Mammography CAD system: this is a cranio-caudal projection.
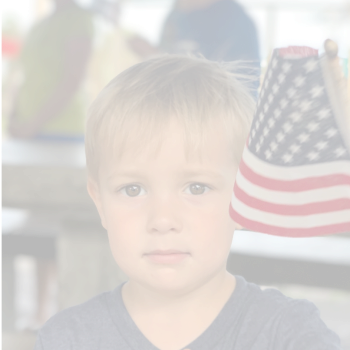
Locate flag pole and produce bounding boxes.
[347,49,350,100]
[321,39,350,153]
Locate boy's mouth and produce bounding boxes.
[144,249,190,264]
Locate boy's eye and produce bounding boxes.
[121,184,145,197]
[187,183,209,195]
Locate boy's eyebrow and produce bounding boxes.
[106,169,226,181]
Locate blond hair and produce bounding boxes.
[85,55,256,179]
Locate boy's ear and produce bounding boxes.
[87,178,107,229]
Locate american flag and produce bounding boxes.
[230,46,350,237]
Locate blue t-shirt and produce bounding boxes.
[160,0,260,63]
[34,276,341,350]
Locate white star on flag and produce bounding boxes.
[274,109,282,118]
[334,147,347,157]
[278,74,286,84]
[306,151,320,161]
[310,85,324,98]
[289,144,301,153]
[276,132,285,142]
[300,100,313,112]
[317,108,331,119]
[272,84,279,94]
[263,127,269,136]
[282,62,292,73]
[297,133,310,143]
[259,112,264,121]
[304,59,318,73]
[315,141,328,151]
[270,141,278,151]
[325,128,337,138]
[306,121,320,132]
[294,75,306,87]
[280,98,288,109]
[282,153,293,163]
[265,150,272,159]
[282,122,293,133]
[286,88,297,99]
[267,118,275,128]
[289,112,302,123]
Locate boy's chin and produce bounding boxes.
[137,273,203,296]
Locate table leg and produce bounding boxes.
[1,255,15,332]
[57,220,127,310]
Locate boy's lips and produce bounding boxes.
[144,249,190,264]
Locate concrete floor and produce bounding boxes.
[1,257,350,350]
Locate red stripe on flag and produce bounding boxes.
[234,183,350,215]
[279,46,318,58]
[240,160,350,192]
[229,206,350,237]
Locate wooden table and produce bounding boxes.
[1,140,126,329]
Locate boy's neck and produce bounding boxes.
[122,271,235,308]
[121,271,236,350]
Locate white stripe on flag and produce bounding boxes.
[235,170,350,205]
[243,147,350,180]
[232,196,350,228]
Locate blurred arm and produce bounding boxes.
[9,35,92,138]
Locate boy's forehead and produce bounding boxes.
[99,121,237,178]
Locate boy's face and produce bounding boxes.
[88,121,237,294]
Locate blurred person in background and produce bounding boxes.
[129,0,260,92]
[8,0,94,140]
[4,0,93,328]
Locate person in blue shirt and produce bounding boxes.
[129,0,260,94]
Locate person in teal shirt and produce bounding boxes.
[9,0,94,140]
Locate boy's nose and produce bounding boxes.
[146,197,183,234]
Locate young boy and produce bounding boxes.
[34,56,341,350]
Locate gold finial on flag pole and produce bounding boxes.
[324,39,338,59]
[324,39,344,86]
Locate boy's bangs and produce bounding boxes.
[96,97,237,171]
